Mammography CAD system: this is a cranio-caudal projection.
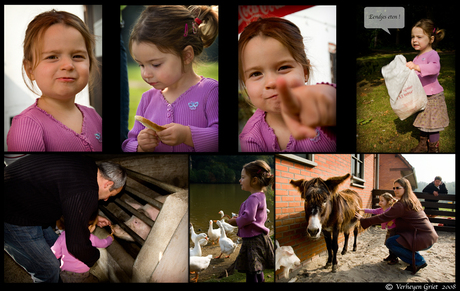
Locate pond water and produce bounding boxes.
[189,183,274,241]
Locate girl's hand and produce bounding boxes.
[355,212,363,220]
[406,61,420,72]
[227,217,237,226]
[157,123,193,147]
[97,216,111,228]
[277,77,336,140]
[137,128,160,152]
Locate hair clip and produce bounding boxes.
[184,23,188,37]
[188,5,201,34]
[433,27,436,33]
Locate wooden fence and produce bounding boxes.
[372,189,455,232]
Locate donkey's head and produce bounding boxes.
[290,173,350,238]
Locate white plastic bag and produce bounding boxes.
[381,55,427,120]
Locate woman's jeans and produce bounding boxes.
[4,222,60,283]
[385,235,431,266]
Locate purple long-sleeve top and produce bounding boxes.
[412,50,443,95]
[122,77,218,152]
[363,207,396,229]
[6,99,102,152]
[239,109,336,152]
[235,191,270,238]
[51,231,113,273]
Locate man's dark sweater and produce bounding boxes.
[4,154,100,268]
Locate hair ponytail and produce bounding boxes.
[194,5,219,48]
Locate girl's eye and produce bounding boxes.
[279,65,291,71]
[45,55,57,60]
[249,72,261,78]
[152,64,161,68]
[73,55,85,59]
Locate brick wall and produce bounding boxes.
[378,154,411,191]
[275,154,375,278]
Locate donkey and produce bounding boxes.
[290,173,362,273]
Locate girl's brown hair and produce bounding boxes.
[243,160,274,191]
[380,192,398,207]
[413,19,445,49]
[238,17,312,99]
[22,9,99,95]
[129,5,218,71]
[394,177,423,212]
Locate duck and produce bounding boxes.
[215,220,237,259]
[208,220,220,244]
[190,254,212,282]
[190,223,208,247]
[190,233,208,257]
[217,210,238,234]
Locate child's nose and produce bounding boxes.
[60,57,75,70]
[265,73,276,89]
[142,66,154,79]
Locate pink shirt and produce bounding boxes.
[412,50,444,95]
[51,231,113,273]
[364,207,396,229]
[122,77,218,152]
[7,99,102,152]
[239,108,336,152]
[236,192,270,238]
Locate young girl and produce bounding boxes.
[122,5,219,152]
[7,10,102,152]
[227,160,275,283]
[407,19,448,153]
[359,193,398,264]
[51,213,113,283]
[238,17,336,152]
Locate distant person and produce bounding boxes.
[423,176,448,217]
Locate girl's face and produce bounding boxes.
[28,23,90,100]
[378,196,389,209]
[242,36,307,114]
[132,41,184,91]
[393,182,405,199]
[239,168,258,193]
[411,27,434,54]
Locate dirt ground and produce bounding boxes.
[277,226,456,283]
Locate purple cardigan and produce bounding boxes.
[239,108,336,152]
[7,99,102,152]
[236,191,269,238]
[412,50,443,95]
[122,77,218,152]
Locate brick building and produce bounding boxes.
[275,154,377,279]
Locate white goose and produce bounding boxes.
[215,220,237,259]
[208,220,221,244]
[190,254,212,283]
[217,210,238,234]
[190,223,208,247]
[190,233,207,257]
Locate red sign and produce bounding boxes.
[238,5,314,34]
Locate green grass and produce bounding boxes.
[356,52,456,152]
[127,62,218,130]
[205,269,275,283]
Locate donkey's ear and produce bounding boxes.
[325,173,351,193]
[290,179,304,190]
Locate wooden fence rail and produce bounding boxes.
[372,189,455,232]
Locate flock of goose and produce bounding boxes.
[189,210,239,282]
